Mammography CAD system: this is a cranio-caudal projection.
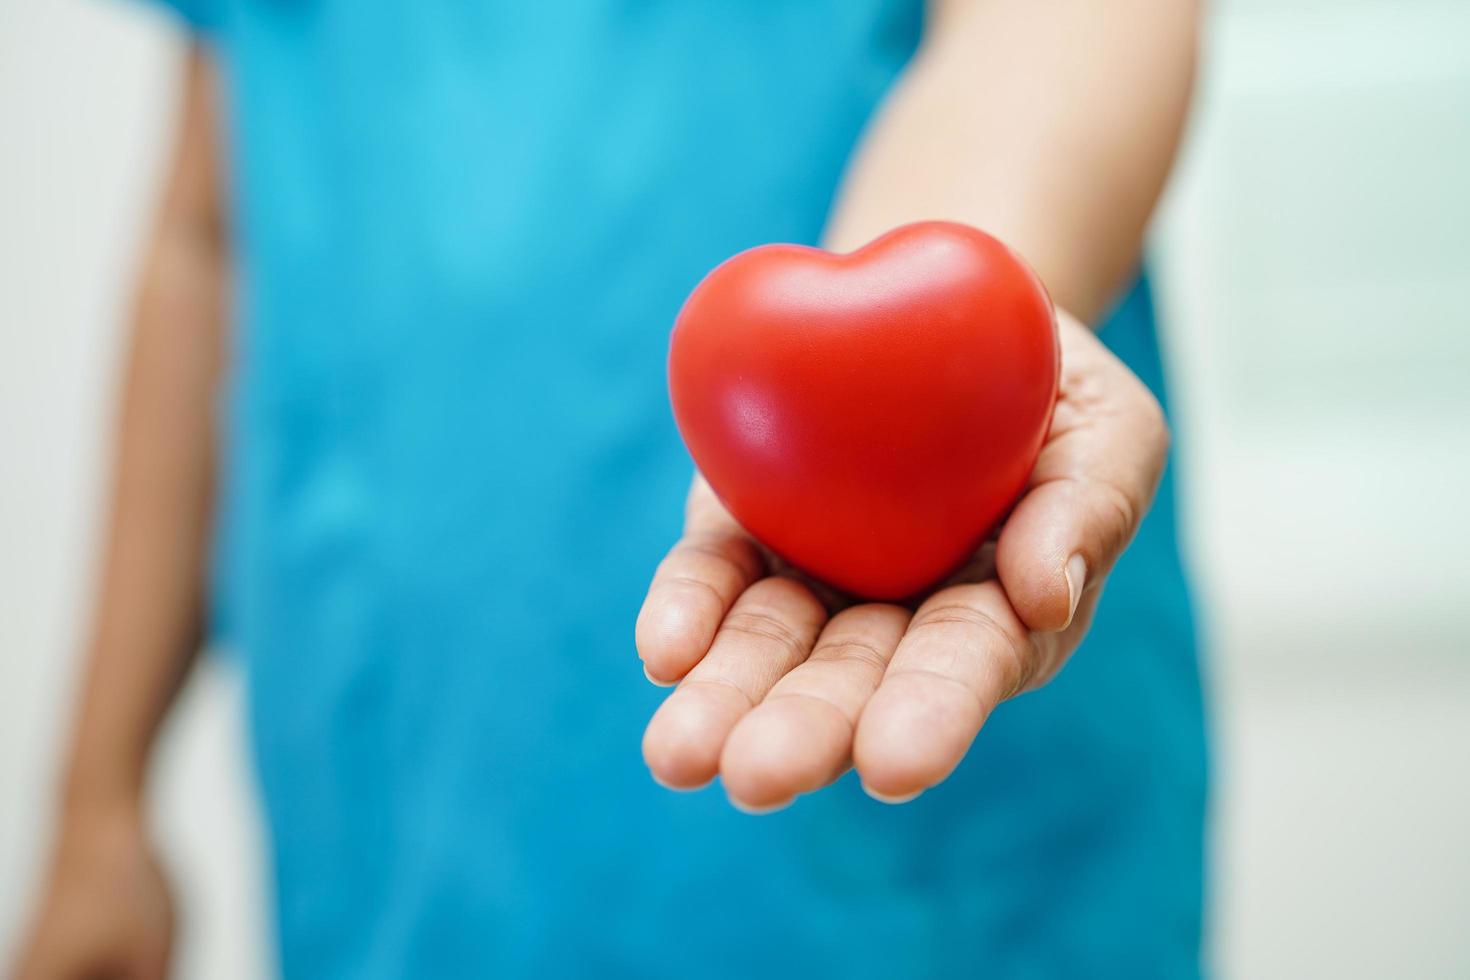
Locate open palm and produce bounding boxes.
[636,311,1168,810]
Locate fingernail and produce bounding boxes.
[862,784,922,805]
[643,664,675,688]
[1064,554,1088,628]
[728,796,792,816]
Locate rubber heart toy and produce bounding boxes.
[668,220,1059,601]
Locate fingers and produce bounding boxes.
[636,484,764,684]
[853,582,1032,802]
[720,604,909,811]
[996,316,1169,632]
[642,577,826,790]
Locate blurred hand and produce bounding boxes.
[13,806,174,980]
[636,310,1168,810]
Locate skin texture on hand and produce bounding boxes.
[12,808,175,980]
[636,310,1168,811]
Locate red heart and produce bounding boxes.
[669,221,1059,601]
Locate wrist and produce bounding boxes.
[54,800,148,862]
[59,761,146,832]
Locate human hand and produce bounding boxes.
[636,310,1168,810]
[13,805,175,980]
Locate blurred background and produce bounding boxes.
[1,0,1466,976]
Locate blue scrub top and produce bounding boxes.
[158,1,1207,976]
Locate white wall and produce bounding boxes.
[1,1,1466,977]
[1153,2,1470,975]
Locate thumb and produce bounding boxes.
[996,318,1169,633]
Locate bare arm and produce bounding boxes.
[17,47,226,980]
[826,0,1199,323]
[63,45,227,823]
[638,3,1194,809]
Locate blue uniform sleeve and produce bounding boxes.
[139,0,222,33]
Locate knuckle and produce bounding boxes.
[719,610,805,656]
[909,601,1006,638]
[767,688,859,731]
[908,602,1031,701]
[660,573,726,607]
[680,676,757,710]
[883,665,990,722]
[668,534,760,585]
[816,636,890,674]
[1092,478,1140,547]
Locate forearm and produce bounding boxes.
[60,50,227,819]
[825,0,1199,323]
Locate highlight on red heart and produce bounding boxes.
[668,221,1060,600]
